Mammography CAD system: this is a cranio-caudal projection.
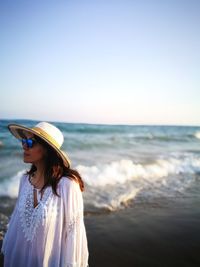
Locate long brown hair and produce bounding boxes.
[27,135,84,196]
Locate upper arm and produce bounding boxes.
[60,177,84,220]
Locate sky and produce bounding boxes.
[0,0,200,125]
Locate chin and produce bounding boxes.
[23,158,31,163]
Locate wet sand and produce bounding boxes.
[1,197,200,267]
[86,199,200,267]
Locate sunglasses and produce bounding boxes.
[21,138,37,148]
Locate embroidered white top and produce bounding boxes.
[1,174,89,267]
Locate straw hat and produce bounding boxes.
[8,122,71,168]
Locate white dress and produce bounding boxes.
[1,174,89,267]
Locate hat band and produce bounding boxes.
[32,127,61,149]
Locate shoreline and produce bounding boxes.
[1,197,200,267]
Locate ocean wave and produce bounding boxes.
[133,134,197,142]
[77,157,200,187]
[91,187,142,211]
[194,131,200,140]
[77,156,200,211]
[1,156,199,212]
[0,170,25,198]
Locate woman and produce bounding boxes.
[1,122,89,267]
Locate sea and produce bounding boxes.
[0,119,200,214]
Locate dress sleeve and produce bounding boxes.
[61,178,89,267]
[18,174,27,195]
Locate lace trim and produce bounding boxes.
[67,209,83,236]
[18,178,52,242]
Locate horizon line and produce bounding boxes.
[1,117,200,127]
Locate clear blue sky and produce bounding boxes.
[1,0,200,125]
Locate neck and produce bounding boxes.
[34,160,45,175]
[32,162,45,187]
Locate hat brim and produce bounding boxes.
[8,124,71,168]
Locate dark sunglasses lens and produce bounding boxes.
[21,138,35,148]
[27,139,34,148]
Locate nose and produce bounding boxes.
[22,142,29,150]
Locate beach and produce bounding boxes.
[1,121,200,266]
[1,195,200,267]
[86,197,200,267]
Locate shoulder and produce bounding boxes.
[58,176,80,193]
[19,173,29,186]
[17,174,29,195]
[58,177,83,209]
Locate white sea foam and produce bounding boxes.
[1,156,199,211]
[0,170,25,197]
[78,156,200,211]
[194,131,200,139]
[92,187,142,211]
[77,156,200,187]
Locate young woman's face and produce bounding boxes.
[22,133,47,165]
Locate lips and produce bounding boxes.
[24,153,30,157]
